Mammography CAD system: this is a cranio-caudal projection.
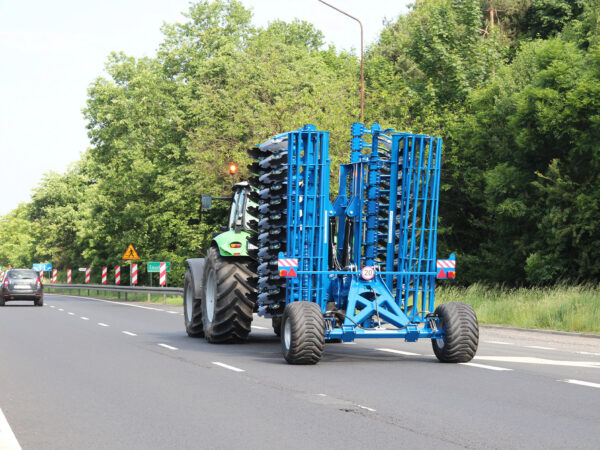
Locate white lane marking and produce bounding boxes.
[80,317,89,321]
[49,305,55,308]
[46,293,179,314]
[67,312,75,316]
[357,404,377,412]
[577,351,600,357]
[97,322,109,327]
[560,379,600,389]
[58,308,64,311]
[212,362,245,372]
[317,393,327,397]
[158,343,178,350]
[166,311,179,315]
[122,331,137,336]
[460,362,513,371]
[376,348,421,356]
[525,345,555,350]
[475,356,600,368]
[0,407,22,450]
[251,325,268,330]
[342,342,356,345]
[483,340,513,345]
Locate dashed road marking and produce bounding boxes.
[483,340,513,345]
[122,331,137,336]
[475,356,600,368]
[577,351,600,357]
[158,343,178,350]
[357,404,376,412]
[49,305,55,308]
[560,379,600,389]
[212,362,245,372]
[80,317,89,321]
[97,322,109,327]
[58,308,64,311]
[0,407,21,450]
[376,348,421,356]
[525,345,555,350]
[251,325,268,330]
[166,311,179,315]
[342,342,356,345]
[67,312,75,316]
[460,362,513,371]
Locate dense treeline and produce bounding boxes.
[1,0,598,285]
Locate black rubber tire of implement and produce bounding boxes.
[432,302,479,363]
[184,268,204,337]
[281,302,325,365]
[272,316,282,337]
[34,295,43,306]
[201,246,255,343]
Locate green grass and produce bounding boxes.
[437,283,600,334]
[46,287,183,306]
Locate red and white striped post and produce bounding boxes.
[115,265,120,285]
[102,266,107,284]
[52,269,57,283]
[67,269,72,284]
[131,263,138,285]
[85,267,90,284]
[159,262,167,286]
[39,271,44,283]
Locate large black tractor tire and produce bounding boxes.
[432,302,479,363]
[281,302,325,365]
[201,246,255,343]
[184,268,204,337]
[272,316,282,336]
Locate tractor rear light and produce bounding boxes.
[230,242,242,248]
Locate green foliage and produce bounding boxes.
[1,0,599,291]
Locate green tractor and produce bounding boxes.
[183,182,260,342]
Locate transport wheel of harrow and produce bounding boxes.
[184,268,204,337]
[281,302,325,365]
[432,302,479,363]
[201,246,255,343]
[272,316,282,336]
[35,295,43,306]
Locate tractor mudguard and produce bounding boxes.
[213,230,252,257]
[185,258,205,299]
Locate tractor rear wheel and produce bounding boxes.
[281,302,325,365]
[432,302,479,363]
[184,268,204,337]
[201,246,255,343]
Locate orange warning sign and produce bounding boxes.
[122,244,140,260]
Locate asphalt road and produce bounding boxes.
[1,293,599,449]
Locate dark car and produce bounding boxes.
[0,269,44,306]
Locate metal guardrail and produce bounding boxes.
[45,283,183,304]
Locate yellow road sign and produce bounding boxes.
[122,244,140,260]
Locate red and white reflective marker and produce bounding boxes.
[102,266,107,284]
[361,266,375,281]
[131,263,138,285]
[85,268,90,284]
[67,269,72,284]
[39,271,44,283]
[159,262,167,286]
[115,266,120,285]
[52,269,57,283]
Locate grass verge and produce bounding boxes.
[437,283,600,334]
[46,287,183,306]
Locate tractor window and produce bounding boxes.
[228,191,241,229]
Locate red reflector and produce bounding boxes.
[230,242,242,248]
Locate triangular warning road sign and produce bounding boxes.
[122,244,140,260]
[437,269,447,279]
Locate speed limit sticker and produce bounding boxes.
[361,266,375,280]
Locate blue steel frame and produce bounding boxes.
[278,123,445,343]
